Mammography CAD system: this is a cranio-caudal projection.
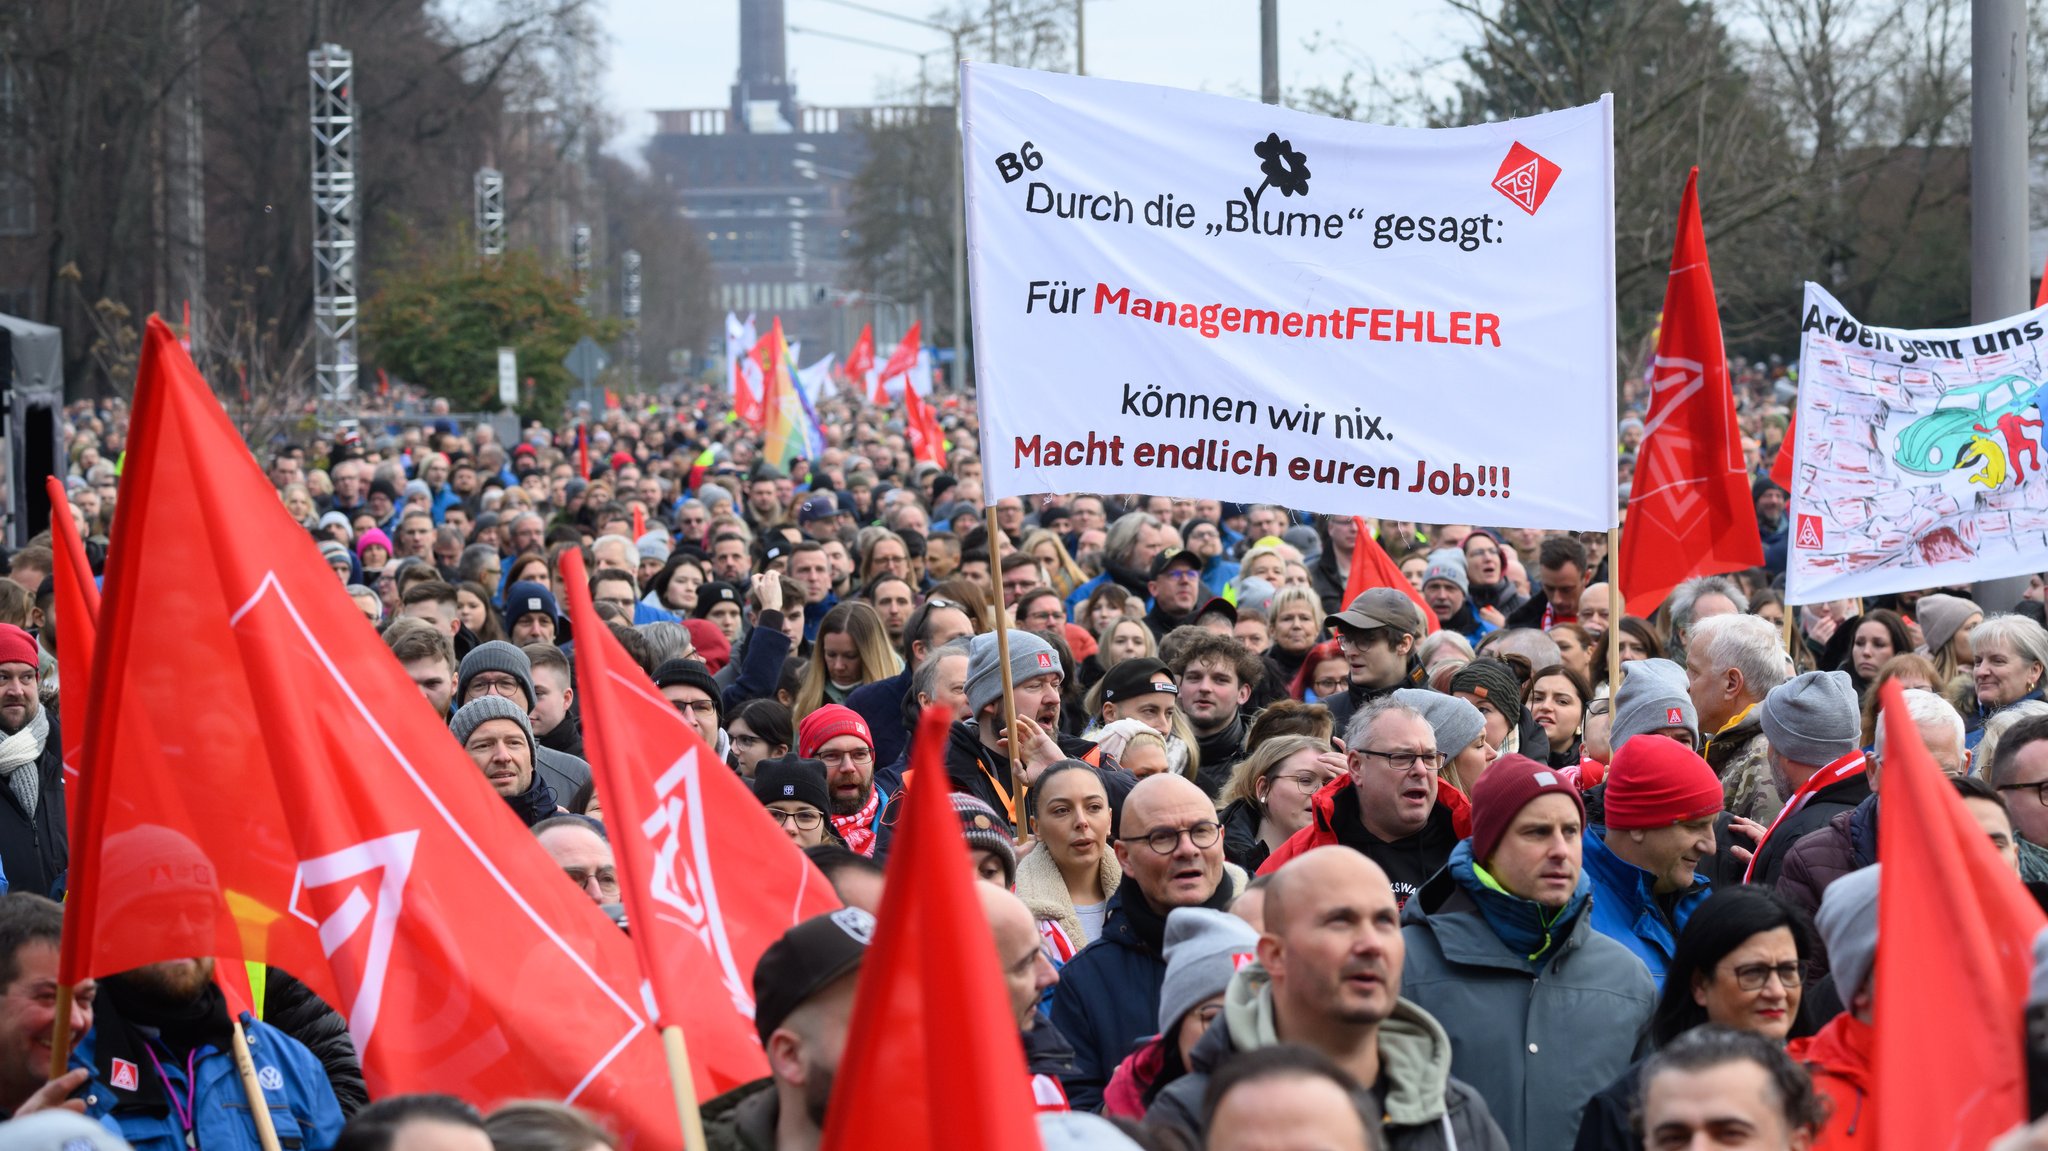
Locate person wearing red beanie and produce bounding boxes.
[799,704,885,856]
[1582,735,1724,988]
[1400,754,1656,1151]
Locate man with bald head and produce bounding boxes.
[977,884,1073,1112]
[1051,773,1247,1112]
[1147,847,1507,1150]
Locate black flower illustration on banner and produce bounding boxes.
[1244,132,1311,211]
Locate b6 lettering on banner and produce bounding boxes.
[995,140,1044,184]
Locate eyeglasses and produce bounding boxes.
[1998,780,2048,807]
[1312,676,1348,695]
[1272,771,1327,793]
[1586,699,1611,716]
[1119,821,1222,855]
[671,698,719,717]
[1336,629,1382,652]
[818,748,873,768]
[563,866,619,893]
[1728,962,1803,991]
[769,808,824,830]
[1156,569,1200,583]
[596,597,638,613]
[1355,748,1442,772]
[468,674,525,699]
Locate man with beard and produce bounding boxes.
[1146,848,1507,1151]
[797,706,886,857]
[703,908,873,1151]
[0,625,63,899]
[1061,513,1170,617]
[78,957,344,1151]
[450,696,560,828]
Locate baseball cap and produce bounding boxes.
[1148,549,1203,579]
[1100,657,1178,703]
[1326,587,1425,636]
[752,907,876,1043]
[798,493,838,523]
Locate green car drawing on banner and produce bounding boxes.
[1892,374,2040,476]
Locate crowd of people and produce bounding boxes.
[5,369,2048,1151]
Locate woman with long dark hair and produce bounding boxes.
[1572,886,1814,1151]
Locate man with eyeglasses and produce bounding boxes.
[1582,734,1722,988]
[843,596,976,769]
[1321,589,1428,732]
[1460,530,1527,622]
[1050,773,1246,1113]
[453,640,592,811]
[1256,698,1462,909]
[534,816,618,906]
[1143,551,1205,641]
[798,706,886,857]
[1989,714,2048,880]
[1397,757,1654,1151]
[1012,587,1067,638]
[1146,847,1509,1150]
[653,658,730,762]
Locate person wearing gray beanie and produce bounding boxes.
[1391,689,1489,790]
[1816,864,1879,997]
[450,695,557,826]
[966,629,1061,717]
[1914,593,1982,668]
[1157,907,1259,1039]
[1611,658,1699,753]
[1748,670,1873,885]
[457,640,536,710]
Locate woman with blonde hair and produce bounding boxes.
[1218,733,1344,871]
[1235,543,1289,591]
[1264,585,1324,687]
[1856,653,1939,748]
[792,599,903,718]
[1081,616,1158,693]
[1023,528,1089,597]
[1915,593,1983,710]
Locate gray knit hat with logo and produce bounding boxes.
[967,629,1061,715]
[1611,658,1698,752]
[1157,907,1259,1034]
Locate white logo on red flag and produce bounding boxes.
[288,829,420,1054]
[640,746,755,1020]
[1796,514,1824,550]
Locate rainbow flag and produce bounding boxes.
[763,317,824,470]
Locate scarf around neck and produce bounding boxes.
[0,707,49,816]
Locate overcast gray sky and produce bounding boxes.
[599,0,1470,155]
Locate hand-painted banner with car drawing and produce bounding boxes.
[1786,283,2048,603]
[961,63,1619,530]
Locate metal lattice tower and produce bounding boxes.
[474,168,506,259]
[620,249,641,387]
[309,44,358,404]
[571,223,593,309]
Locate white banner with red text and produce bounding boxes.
[1786,282,2048,603]
[963,63,1618,530]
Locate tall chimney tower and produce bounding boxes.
[731,0,796,131]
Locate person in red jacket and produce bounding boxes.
[1789,863,1878,1151]
[1257,696,1472,907]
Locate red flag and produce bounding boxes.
[63,317,678,1139]
[1341,517,1438,635]
[874,321,921,403]
[45,478,96,788]
[2037,252,2048,309]
[843,324,875,383]
[904,384,945,468]
[819,707,1040,1151]
[1871,678,2044,1151]
[577,423,591,480]
[559,549,839,1099]
[1617,169,1762,616]
[1769,412,1796,492]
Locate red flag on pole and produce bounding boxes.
[1617,169,1762,616]
[577,423,591,480]
[819,707,1042,1151]
[45,478,95,788]
[904,384,945,468]
[843,324,875,383]
[62,317,678,1137]
[1868,678,2044,1151]
[1340,517,1438,635]
[560,548,839,1100]
[874,321,921,403]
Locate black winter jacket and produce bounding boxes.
[0,711,66,900]
[263,968,367,1118]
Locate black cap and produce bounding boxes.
[798,493,837,522]
[1194,596,1238,623]
[652,659,722,726]
[1100,657,1179,703]
[752,908,875,1043]
[1148,549,1203,579]
[690,581,742,619]
[752,754,831,814]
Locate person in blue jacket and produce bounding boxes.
[1581,735,1721,989]
[77,958,344,1151]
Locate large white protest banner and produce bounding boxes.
[1787,283,2048,603]
[962,63,1618,529]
